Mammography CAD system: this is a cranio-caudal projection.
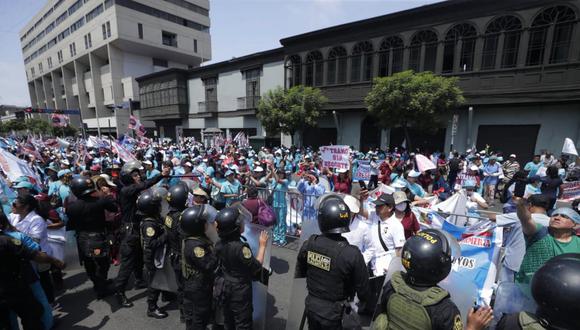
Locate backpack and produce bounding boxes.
[257,199,276,227]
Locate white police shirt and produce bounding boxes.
[362,211,405,276]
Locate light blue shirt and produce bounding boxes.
[297,179,326,219]
[524,162,542,178]
[221,179,242,206]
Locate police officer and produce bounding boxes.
[373,229,493,330]
[496,253,580,330]
[215,207,270,330]
[180,205,218,329]
[165,182,189,321]
[295,197,370,330]
[114,160,169,308]
[0,218,64,330]
[137,190,169,319]
[66,176,117,298]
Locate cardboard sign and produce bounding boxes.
[321,145,350,170]
[353,160,371,181]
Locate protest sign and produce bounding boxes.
[111,141,137,162]
[0,148,40,183]
[559,181,580,202]
[353,160,370,181]
[320,145,350,170]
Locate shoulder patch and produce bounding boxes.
[146,227,155,237]
[11,238,22,246]
[307,251,331,271]
[194,246,205,258]
[453,314,462,330]
[242,246,252,259]
[164,216,173,228]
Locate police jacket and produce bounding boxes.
[182,236,218,287]
[295,234,370,316]
[119,174,163,225]
[0,233,39,295]
[496,312,547,330]
[141,216,167,268]
[66,196,117,232]
[164,208,183,256]
[216,236,263,283]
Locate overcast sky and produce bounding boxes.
[0,0,441,107]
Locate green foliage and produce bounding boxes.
[365,70,465,131]
[0,118,77,137]
[257,86,327,141]
[26,118,52,134]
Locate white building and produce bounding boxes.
[20,0,211,136]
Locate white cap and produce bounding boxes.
[254,166,264,172]
[337,168,348,174]
[509,154,516,158]
[408,169,421,178]
[470,165,479,171]
[143,160,153,166]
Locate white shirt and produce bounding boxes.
[362,212,406,275]
[466,192,486,211]
[9,211,51,255]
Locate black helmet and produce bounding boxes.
[317,197,351,234]
[167,182,189,211]
[136,190,162,216]
[70,176,95,198]
[216,207,242,238]
[401,229,451,286]
[532,253,580,328]
[180,205,208,236]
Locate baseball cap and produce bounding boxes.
[372,193,395,207]
[57,169,72,178]
[254,166,264,173]
[552,207,580,224]
[13,176,30,184]
[408,170,421,178]
[509,154,516,158]
[225,170,234,176]
[470,165,479,171]
[393,191,409,205]
[99,174,117,187]
[13,181,34,189]
[143,160,153,166]
[337,168,348,174]
[462,180,476,189]
[192,187,209,198]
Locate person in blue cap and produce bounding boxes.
[13,181,37,197]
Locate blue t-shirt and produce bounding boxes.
[524,162,542,177]
[220,179,242,206]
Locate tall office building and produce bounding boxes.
[19,0,211,135]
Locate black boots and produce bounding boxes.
[115,292,133,308]
[147,306,168,319]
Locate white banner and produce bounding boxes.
[320,145,350,170]
[0,148,40,182]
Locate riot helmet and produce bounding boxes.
[120,160,144,184]
[180,205,208,236]
[215,207,242,238]
[70,176,96,198]
[167,182,189,211]
[317,197,351,234]
[401,229,452,286]
[136,190,162,216]
[531,253,580,329]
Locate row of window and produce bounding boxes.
[287,5,578,87]
[24,1,110,64]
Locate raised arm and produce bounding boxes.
[516,197,537,236]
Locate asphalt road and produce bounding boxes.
[53,239,301,329]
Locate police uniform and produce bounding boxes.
[0,233,45,330]
[295,234,370,329]
[496,312,546,330]
[165,208,185,318]
[141,215,167,312]
[182,236,218,329]
[66,190,117,298]
[216,238,265,330]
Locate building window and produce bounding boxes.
[242,68,261,109]
[104,0,113,9]
[153,58,168,67]
[102,22,111,40]
[286,55,302,87]
[442,23,477,73]
[47,57,53,69]
[85,4,104,22]
[115,0,209,32]
[31,67,35,77]
[327,46,347,85]
[194,39,198,53]
[106,22,111,38]
[351,41,373,82]
[57,50,63,63]
[162,0,209,17]
[305,51,323,87]
[408,31,438,73]
[38,62,43,74]
[84,33,92,49]
[526,6,576,66]
[202,77,218,112]
[162,31,178,47]
[481,16,522,70]
[68,0,83,16]
[55,11,68,27]
[138,23,143,39]
[378,36,404,77]
[69,42,76,57]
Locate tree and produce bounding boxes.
[26,118,53,135]
[257,85,327,146]
[365,70,465,150]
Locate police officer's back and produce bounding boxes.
[496,253,580,330]
[66,176,117,298]
[180,205,218,329]
[295,197,370,330]
[215,207,270,330]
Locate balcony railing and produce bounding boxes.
[237,96,261,110]
[198,100,218,112]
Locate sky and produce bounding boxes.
[0,0,441,107]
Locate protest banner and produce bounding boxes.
[111,141,137,162]
[320,145,350,170]
[353,160,371,181]
[559,181,580,202]
[0,148,42,183]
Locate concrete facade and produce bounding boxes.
[20,0,211,136]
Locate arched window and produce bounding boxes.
[351,41,374,82]
[305,51,323,87]
[442,23,477,73]
[327,46,347,85]
[286,55,302,87]
[481,16,523,70]
[408,30,438,72]
[378,36,404,77]
[526,6,576,66]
